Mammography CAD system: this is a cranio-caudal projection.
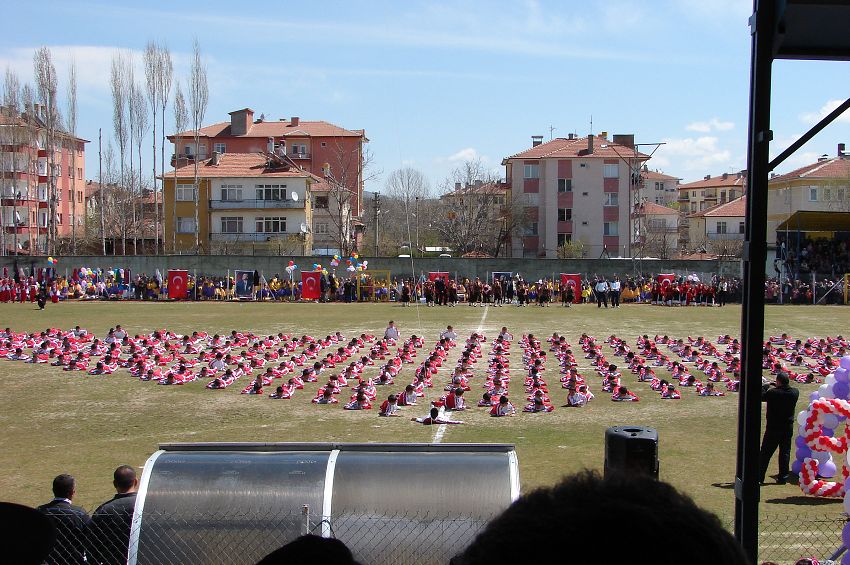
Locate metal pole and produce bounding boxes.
[735,1,775,561]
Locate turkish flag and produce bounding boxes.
[657,273,675,292]
[560,273,582,303]
[302,272,322,300]
[428,272,450,283]
[168,270,189,300]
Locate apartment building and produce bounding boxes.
[631,201,680,258]
[687,196,746,254]
[767,145,850,247]
[638,166,680,205]
[0,105,87,254]
[168,108,366,254]
[162,152,321,255]
[502,133,649,258]
[677,171,746,250]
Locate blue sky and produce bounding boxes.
[2,0,850,192]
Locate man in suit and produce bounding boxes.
[90,465,139,564]
[38,474,91,564]
[759,372,800,484]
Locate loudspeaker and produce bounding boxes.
[604,425,659,479]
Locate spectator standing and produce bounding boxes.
[90,465,138,565]
[595,277,609,308]
[609,276,621,308]
[759,372,800,484]
[37,474,91,564]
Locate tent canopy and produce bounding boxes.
[775,211,850,233]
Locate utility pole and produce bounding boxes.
[373,192,380,256]
[415,196,420,257]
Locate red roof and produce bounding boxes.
[162,153,323,181]
[170,119,365,140]
[504,135,650,161]
[770,157,850,183]
[638,202,679,216]
[689,196,746,218]
[641,169,680,181]
[679,172,746,191]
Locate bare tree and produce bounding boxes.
[322,141,378,257]
[21,84,36,254]
[131,80,149,253]
[1,68,22,255]
[171,83,187,252]
[110,52,129,254]
[187,38,208,253]
[66,59,78,254]
[159,45,174,255]
[33,46,60,255]
[144,42,159,254]
[380,167,431,254]
[432,158,526,257]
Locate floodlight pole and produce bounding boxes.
[736,0,775,561]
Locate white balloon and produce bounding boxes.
[819,384,834,399]
[798,410,810,426]
[827,375,838,387]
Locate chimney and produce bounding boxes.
[839,143,846,158]
[568,133,575,140]
[818,154,829,162]
[722,172,728,180]
[600,131,608,140]
[291,116,300,126]
[211,151,221,165]
[613,134,635,149]
[531,135,543,147]
[228,108,254,136]
[587,134,594,154]
[704,174,711,180]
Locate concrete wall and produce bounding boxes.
[1,255,742,281]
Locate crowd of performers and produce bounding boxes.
[2,313,843,423]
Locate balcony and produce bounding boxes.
[289,152,311,160]
[209,199,306,210]
[170,153,208,166]
[210,232,295,242]
[706,231,745,241]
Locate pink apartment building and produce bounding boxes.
[1,105,87,255]
[503,134,649,258]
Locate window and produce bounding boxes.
[77,167,82,179]
[213,143,226,154]
[739,221,745,233]
[176,217,195,233]
[655,182,662,190]
[256,216,286,233]
[68,166,74,178]
[603,222,618,236]
[255,184,287,201]
[691,191,696,198]
[716,221,727,234]
[57,213,63,225]
[604,193,619,206]
[582,191,589,196]
[558,208,572,222]
[523,164,539,179]
[68,190,73,202]
[315,196,329,209]
[77,191,83,203]
[603,164,619,178]
[524,222,538,236]
[220,216,243,233]
[701,190,705,197]
[176,184,195,201]
[690,202,697,212]
[321,142,327,147]
[579,162,587,168]
[824,187,832,201]
[655,196,664,204]
[184,145,193,156]
[314,222,329,234]
[809,187,818,201]
[291,143,307,156]
[220,184,243,201]
[557,233,571,246]
[558,178,572,192]
[720,190,727,203]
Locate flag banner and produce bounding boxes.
[168,270,189,300]
[492,271,513,283]
[428,272,450,283]
[560,273,582,303]
[657,273,676,292]
[302,271,322,300]
[234,270,254,298]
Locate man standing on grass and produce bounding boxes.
[759,372,799,484]
[595,277,609,308]
[610,276,621,308]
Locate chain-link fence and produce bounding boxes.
[39,505,849,565]
[42,505,490,565]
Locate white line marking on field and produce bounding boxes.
[433,305,489,444]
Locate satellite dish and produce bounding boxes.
[300,223,308,234]
[291,191,299,202]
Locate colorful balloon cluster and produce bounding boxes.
[344,253,368,273]
[285,260,298,275]
[47,256,58,265]
[794,355,850,563]
[330,254,341,267]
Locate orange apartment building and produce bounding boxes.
[168,108,366,254]
[1,105,87,255]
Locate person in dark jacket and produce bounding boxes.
[37,474,91,564]
[90,465,138,564]
[759,372,800,484]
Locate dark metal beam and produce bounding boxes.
[736,0,776,562]
[768,96,850,171]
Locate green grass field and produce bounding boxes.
[0,300,848,526]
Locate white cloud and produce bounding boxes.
[800,99,850,125]
[655,136,733,173]
[448,147,480,162]
[686,118,735,132]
